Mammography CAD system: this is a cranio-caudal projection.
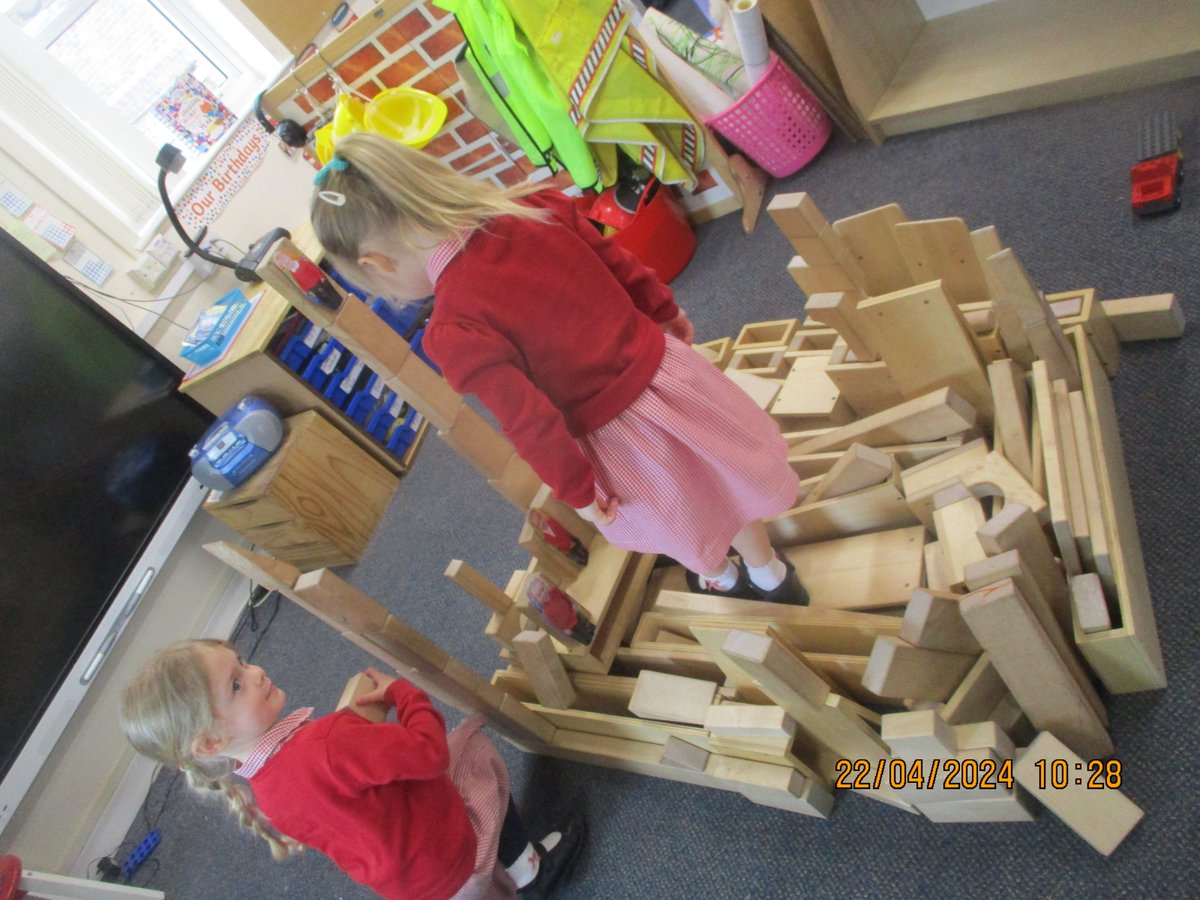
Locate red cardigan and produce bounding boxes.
[423,190,681,508]
[250,680,475,900]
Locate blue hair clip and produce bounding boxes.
[313,156,349,186]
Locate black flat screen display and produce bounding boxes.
[0,229,212,781]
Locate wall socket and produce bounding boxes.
[128,253,169,292]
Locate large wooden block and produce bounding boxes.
[1100,293,1184,341]
[802,443,893,505]
[900,588,980,654]
[438,404,514,481]
[628,671,719,725]
[987,358,1035,483]
[336,673,388,723]
[804,291,878,361]
[791,387,977,456]
[862,636,977,702]
[512,630,577,710]
[893,218,990,306]
[832,203,912,296]
[1014,732,1144,855]
[960,580,1112,760]
[445,559,514,615]
[941,654,1009,725]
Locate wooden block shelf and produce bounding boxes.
[204,411,399,570]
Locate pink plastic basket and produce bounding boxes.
[705,53,832,178]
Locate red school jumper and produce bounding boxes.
[250,680,475,900]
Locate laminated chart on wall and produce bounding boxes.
[24,206,76,250]
[506,0,703,190]
[0,176,32,218]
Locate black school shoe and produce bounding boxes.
[685,559,756,600]
[519,811,587,899]
[747,554,809,606]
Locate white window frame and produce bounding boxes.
[0,0,289,248]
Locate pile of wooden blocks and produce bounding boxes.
[236,198,1183,859]
[439,193,1181,855]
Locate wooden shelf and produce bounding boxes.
[812,0,1200,140]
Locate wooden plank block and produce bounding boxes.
[1050,288,1121,377]
[628,670,719,725]
[941,654,1009,725]
[445,559,513,615]
[766,471,921,547]
[438,403,515,481]
[893,218,990,305]
[728,347,790,378]
[855,280,994,425]
[911,449,1048,533]
[1068,390,1114,592]
[862,636,977,701]
[803,443,893,504]
[923,540,954,592]
[1052,378,1092,568]
[660,736,711,771]
[1067,327,1165,692]
[960,580,1112,760]
[724,368,783,409]
[785,526,926,610]
[336,673,388,723]
[1071,572,1113,634]
[804,291,878,361]
[788,256,863,295]
[988,358,1035,483]
[880,708,957,759]
[983,248,1080,390]
[771,353,844,418]
[824,358,906,416]
[487,454,544,509]
[695,337,734,368]
[1014,732,1144,855]
[962,550,1107,726]
[917,789,1036,823]
[518,513,586,585]
[900,587,980,653]
[1030,360,1083,575]
[767,192,828,240]
[1100,293,1184,341]
[704,704,797,740]
[832,203,912,296]
[791,387,977,456]
[512,631,577,709]
[975,503,1071,637]
[734,318,801,351]
[932,484,988,590]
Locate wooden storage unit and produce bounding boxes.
[204,411,399,571]
[809,0,1200,140]
[179,235,428,478]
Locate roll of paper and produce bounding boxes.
[644,8,748,98]
[638,10,738,118]
[730,0,770,85]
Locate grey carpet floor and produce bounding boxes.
[120,70,1200,899]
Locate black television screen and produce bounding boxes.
[0,228,213,790]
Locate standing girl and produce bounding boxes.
[119,639,584,899]
[311,132,805,604]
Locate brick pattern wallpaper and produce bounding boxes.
[273,0,731,210]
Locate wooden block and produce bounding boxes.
[941,654,1009,725]
[660,736,711,771]
[487,454,545,510]
[803,443,893,504]
[976,503,1071,637]
[724,368,783,409]
[854,281,994,425]
[767,192,828,240]
[512,630,577,709]
[1067,327,1165,692]
[952,720,1015,759]
[893,218,990,305]
[900,587,980,653]
[364,614,453,676]
[917,789,1036,823]
[1014,732,1144,855]
[983,249,1080,390]
[628,670,718,725]
[832,203,912,296]
[734,318,801,351]
[704,703,797,740]
[1071,572,1113,634]
[529,483,597,548]
[445,559,513,615]
[495,693,557,747]
[1052,379,1092,568]
[203,541,301,595]
[907,448,1047,533]
[1100,293,1184,341]
[695,336,734,368]
[804,291,878,361]
[766,471,921,547]
[988,358,1035,483]
[788,256,861,295]
[932,485,988,590]
[862,636,977,702]
[923,540,954,593]
[824,358,907,417]
[791,387,977,456]
[959,580,1112,760]
[771,352,846,419]
[485,605,523,651]
[880,708,957,759]
[331,294,412,377]
[385,352,464,431]
[899,437,991,524]
[518,515,585,585]
[963,550,1108,728]
[1067,390,1114,592]
[1030,360,1083,576]
[786,526,926,611]
[438,403,514,481]
[1051,288,1121,376]
[728,347,789,379]
[336,673,388,723]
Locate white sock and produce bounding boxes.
[505,843,539,888]
[702,559,739,591]
[747,555,786,591]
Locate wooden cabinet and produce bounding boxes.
[179,233,428,477]
[807,0,1200,141]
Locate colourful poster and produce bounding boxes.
[153,73,237,153]
[175,117,272,234]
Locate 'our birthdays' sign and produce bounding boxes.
[175,116,272,234]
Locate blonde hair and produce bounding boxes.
[310,131,547,269]
[119,639,302,861]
